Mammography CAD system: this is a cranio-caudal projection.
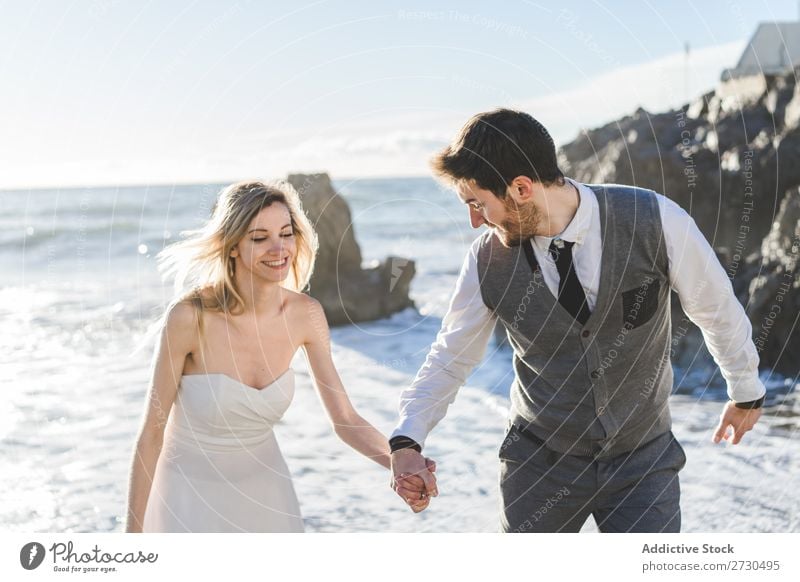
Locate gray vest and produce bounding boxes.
[476,184,672,459]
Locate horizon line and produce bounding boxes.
[0,173,438,194]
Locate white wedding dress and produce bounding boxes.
[142,369,304,532]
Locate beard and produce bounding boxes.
[495,199,542,247]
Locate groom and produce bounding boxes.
[389,108,765,532]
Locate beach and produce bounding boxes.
[282,311,800,533]
[0,178,797,533]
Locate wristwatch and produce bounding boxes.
[732,396,765,409]
[389,435,422,453]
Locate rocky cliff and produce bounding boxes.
[287,173,415,326]
[560,72,799,377]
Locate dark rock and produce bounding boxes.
[560,69,800,377]
[287,173,415,326]
[745,187,800,375]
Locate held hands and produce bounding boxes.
[713,401,762,445]
[390,449,438,513]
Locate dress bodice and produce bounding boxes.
[166,369,295,452]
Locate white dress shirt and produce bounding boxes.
[392,179,767,447]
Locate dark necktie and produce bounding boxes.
[548,239,591,325]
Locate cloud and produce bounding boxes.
[233,40,748,179]
[520,40,747,144]
[289,129,447,156]
[2,40,746,188]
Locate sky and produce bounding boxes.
[0,0,796,189]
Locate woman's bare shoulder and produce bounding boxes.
[163,288,212,339]
[163,299,198,334]
[171,286,218,314]
[282,291,328,345]
[283,289,324,317]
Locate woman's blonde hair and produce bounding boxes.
[157,180,318,328]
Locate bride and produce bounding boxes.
[125,180,434,532]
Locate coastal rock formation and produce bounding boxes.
[287,173,415,326]
[743,187,800,375]
[559,70,800,378]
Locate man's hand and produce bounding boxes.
[713,401,762,445]
[391,449,438,512]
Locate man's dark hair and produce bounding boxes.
[431,108,564,198]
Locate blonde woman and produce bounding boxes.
[125,181,434,533]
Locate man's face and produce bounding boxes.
[456,180,542,247]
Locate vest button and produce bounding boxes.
[581,330,590,338]
[597,406,606,415]
[590,370,600,379]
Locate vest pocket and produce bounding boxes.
[499,423,522,461]
[621,278,661,329]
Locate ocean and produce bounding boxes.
[1,177,797,533]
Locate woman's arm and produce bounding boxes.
[125,302,196,532]
[299,297,392,470]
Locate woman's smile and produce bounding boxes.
[262,257,289,269]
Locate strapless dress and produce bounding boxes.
[142,369,303,532]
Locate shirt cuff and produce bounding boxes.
[391,420,429,450]
[727,375,767,403]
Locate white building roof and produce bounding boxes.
[722,21,800,79]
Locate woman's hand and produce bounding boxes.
[391,451,438,512]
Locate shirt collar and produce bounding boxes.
[531,177,594,252]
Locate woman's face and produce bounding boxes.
[230,202,296,284]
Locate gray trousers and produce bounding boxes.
[499,424,686,533]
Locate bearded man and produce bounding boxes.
[388,108,764,532]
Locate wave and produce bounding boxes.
[0,223,170,251]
